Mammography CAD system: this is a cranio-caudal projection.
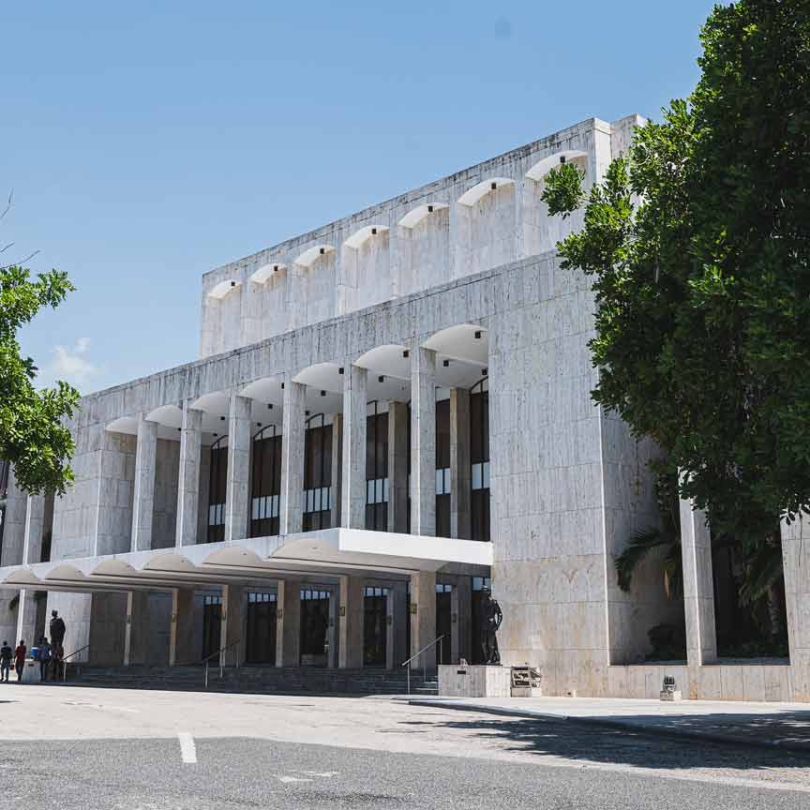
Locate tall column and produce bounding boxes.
[782,514,810,700]
[680,498,717,698]
[169,588,196,666]
[452,576,472,664]
[176,402,202,547]
[220,583,244,667]
[409,570,437,669]
[450,389,471,540]
[279,380,306,536]
[330,413,343,529]
[124,591,150,666]
[22,494,45,565]
[341,365,367,529]
[410,347,436,536]
[327,588,340,668]
[387,402,409,533]
[131,415,158,552]
[225,394,252,543]
[15,589,38,649]
[275,580,301,667]
[338,575,364,668]
[386,582,408,669]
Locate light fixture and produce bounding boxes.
[443,359,450,368]
[483,367,488,376]
[338,367,344,375]
[220,416,225,421]
[427,205,434,213]
[474,330,482,340]
[257,422,262,427]
[490,181,497,190]
[378,375,385,383]
[319,247,325,255]
[273,265,279,272]
[230,281,236,287]
[305,410,310,417]
[402,350,409,359]
[281,382,285,390]
[320,390,326,397]
[371,227,377,235]
[213,432,218,437]
[560,155,566,164]
[267,403,273,410]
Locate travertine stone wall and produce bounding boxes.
[96,431,136,556]
[152,438,180,549]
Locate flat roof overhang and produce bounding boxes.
[0,529,493,594]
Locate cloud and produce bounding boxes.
[39,337,100,391]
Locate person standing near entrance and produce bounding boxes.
[14,640,27,682]
[50,611,66,648]
[37,637,52,681]
[0,641,12,682]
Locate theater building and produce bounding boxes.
[1,115,808,701]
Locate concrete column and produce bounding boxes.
[341,365,367,529]
[386,582,408,669]
[387,402,409,533]
[22,494,45,565]
[124,591,150,667]
[452,576,472,664]
[409,570,437,669]
[225,394,252,543]
[410,347,436,536]
[176,403,202,547]
[782,514,810,700]
[338,575,364,668]
[15,589,38,649]
[680,498,717,697]
[279,381,306,536]
[275,580,301,667]
[169,588,196,666]
[330,413,343,529]
[450,388,471,540]
[220,583,244,667]
[131,415,158,552]
[327,588,339,669]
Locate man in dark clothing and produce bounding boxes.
[37,636,52,681]
[14,640,27,682]
[50,611,66,647]
[0,641,11,682]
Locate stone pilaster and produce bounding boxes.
[330,413,343,529]
[341,365,367,529]
[131,415,158,552]
[279,380,306,536]
[327,588,340,668]
[176,402,202,547]
[452,576,472,664]
[169,588,196,666]
[220,583,244,667]
[225,394,252,543]
[386,582,408,669]
[15,589,39,649]
[410,347,436,536]
[450,388,471,540]
[22,494,45,565]
[275,580,301,667]
[409,570,437,669]
[338,575,364,668]
[782,514,810,700]
[124,591,150,666]
[387,402,409,533]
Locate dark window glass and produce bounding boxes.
[207,439,228,544]
[470,387,490,543]
[251,428,281,538]
[302,419,332,532]
[365,408,389,531]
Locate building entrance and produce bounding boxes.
[246,592,277,664]
[202,595,222,660]
[436,584,452,664]
[300,589,330,666]
[363,586,388,666]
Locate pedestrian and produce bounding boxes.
[52,641,64,682]
[38,636,52,682]
[0,641,11,682]
[14,640,27,683]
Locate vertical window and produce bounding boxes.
[302,415,333,532]
[435,398,451,538]
[207,437,228,544]
[365,401,389,531]
[470,379,490,542]
[251,425,282,537]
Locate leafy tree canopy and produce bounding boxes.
[542,0,810,544]
[1,263,79,495]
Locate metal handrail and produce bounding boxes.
[400,635,444,696]
[60,644,91,682]
[202,637,241,689]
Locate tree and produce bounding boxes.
[542,0,810,553]
[1,262,79,495]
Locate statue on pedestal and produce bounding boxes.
[480,588,502,665]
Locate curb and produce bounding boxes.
[406,699,810,755]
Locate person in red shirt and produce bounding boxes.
[14,640,26,683]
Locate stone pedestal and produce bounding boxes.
[439,664,511,698]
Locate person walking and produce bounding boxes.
[0,641,12,682]
[37,637,52,682]
[14,640,27,683]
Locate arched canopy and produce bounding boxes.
[250,263,286,284]
[424,324,488,365]
[293,362,343,394]
[344,225,389,250]
[207,280,241,299]
[398,203,449,229]
[294,245,334,268]
[106,416,138,435]
[145,404,182,429]
[526,150,588,182]
[457,178,515,207]
[355,344,410,380]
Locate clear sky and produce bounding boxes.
[3,0,715,394]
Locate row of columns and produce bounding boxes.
[127,345,470,550]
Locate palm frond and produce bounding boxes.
[615,527,677,592]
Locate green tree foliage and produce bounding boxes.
[542,0,810,549]
[1,263,79,495]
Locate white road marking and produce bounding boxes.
[62,701,138,713]
[177,732,197,764]
[301,771,339,778]
[277,776,312,784]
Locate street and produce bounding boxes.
[2,685,810,808]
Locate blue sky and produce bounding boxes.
[3,1,715,394]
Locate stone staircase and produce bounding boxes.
[66,664,439,696]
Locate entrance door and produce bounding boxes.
[202,595,222,660]
[246,592,277,664]
[364,586,388,667]
[436,584,452,664]
[470,576,491,664]
[300,589,330,667]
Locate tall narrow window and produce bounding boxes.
[470,378,490,542]
[302,415,332,532]
[251,425,281,537]
[435,397,451,538]
[365,401,389,531]
[207,437,228,544]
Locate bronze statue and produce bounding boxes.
[480,589,502,665]
[49,610,66,647]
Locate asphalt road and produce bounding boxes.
[3,686,810,808]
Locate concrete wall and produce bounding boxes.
[152,439,180,549]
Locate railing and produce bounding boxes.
[400,635,444,696]
[200,637,241,689]
[61,644,91,682]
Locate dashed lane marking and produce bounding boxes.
[177,732,197,764]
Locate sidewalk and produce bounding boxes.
[407,695,810,753]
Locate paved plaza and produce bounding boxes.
[3,684,810,808]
